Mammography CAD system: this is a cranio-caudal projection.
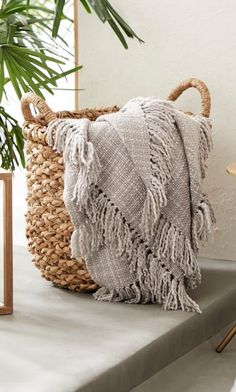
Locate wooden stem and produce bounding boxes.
[216,324,236,353]
[0,170,13,315]
[74,0,79,110]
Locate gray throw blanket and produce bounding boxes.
[48,97,215,313]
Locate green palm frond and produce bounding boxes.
[0,44,81,100]
[51,0,144,49]
[0,0,82,170]
[0,105,25,171]
[0,1,81,100]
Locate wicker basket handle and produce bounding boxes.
[167,78,211,118]
[21,78,211,123]
[21,92,57,123]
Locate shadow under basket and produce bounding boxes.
[21,78,211,292]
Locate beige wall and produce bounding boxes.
[78,0,236,261]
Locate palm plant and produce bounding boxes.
[52,0,143,49]
[0,0,142,170]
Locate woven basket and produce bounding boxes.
[21,78,211,292]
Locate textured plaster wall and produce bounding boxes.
[78,0,236,261]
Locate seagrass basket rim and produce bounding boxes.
[21,77,211,130]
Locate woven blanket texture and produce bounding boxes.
[48,97,215,313]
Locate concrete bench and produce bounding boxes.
[0,247,235,392]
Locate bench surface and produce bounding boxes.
[0,247,235,392]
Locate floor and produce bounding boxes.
[133,323,236,392]
[0,247,235,392]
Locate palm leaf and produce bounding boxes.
[52,0,66,37]
[0,0,82,170]
[1,45,70,98]
[52,0,143,48]
[0,106,25,170]
[105,1,144,43]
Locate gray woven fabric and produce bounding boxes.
[47,98,215,313]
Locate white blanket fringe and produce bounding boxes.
[140,99,176,242]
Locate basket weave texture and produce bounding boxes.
[21,78,211,292]
[23,106,119,292]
